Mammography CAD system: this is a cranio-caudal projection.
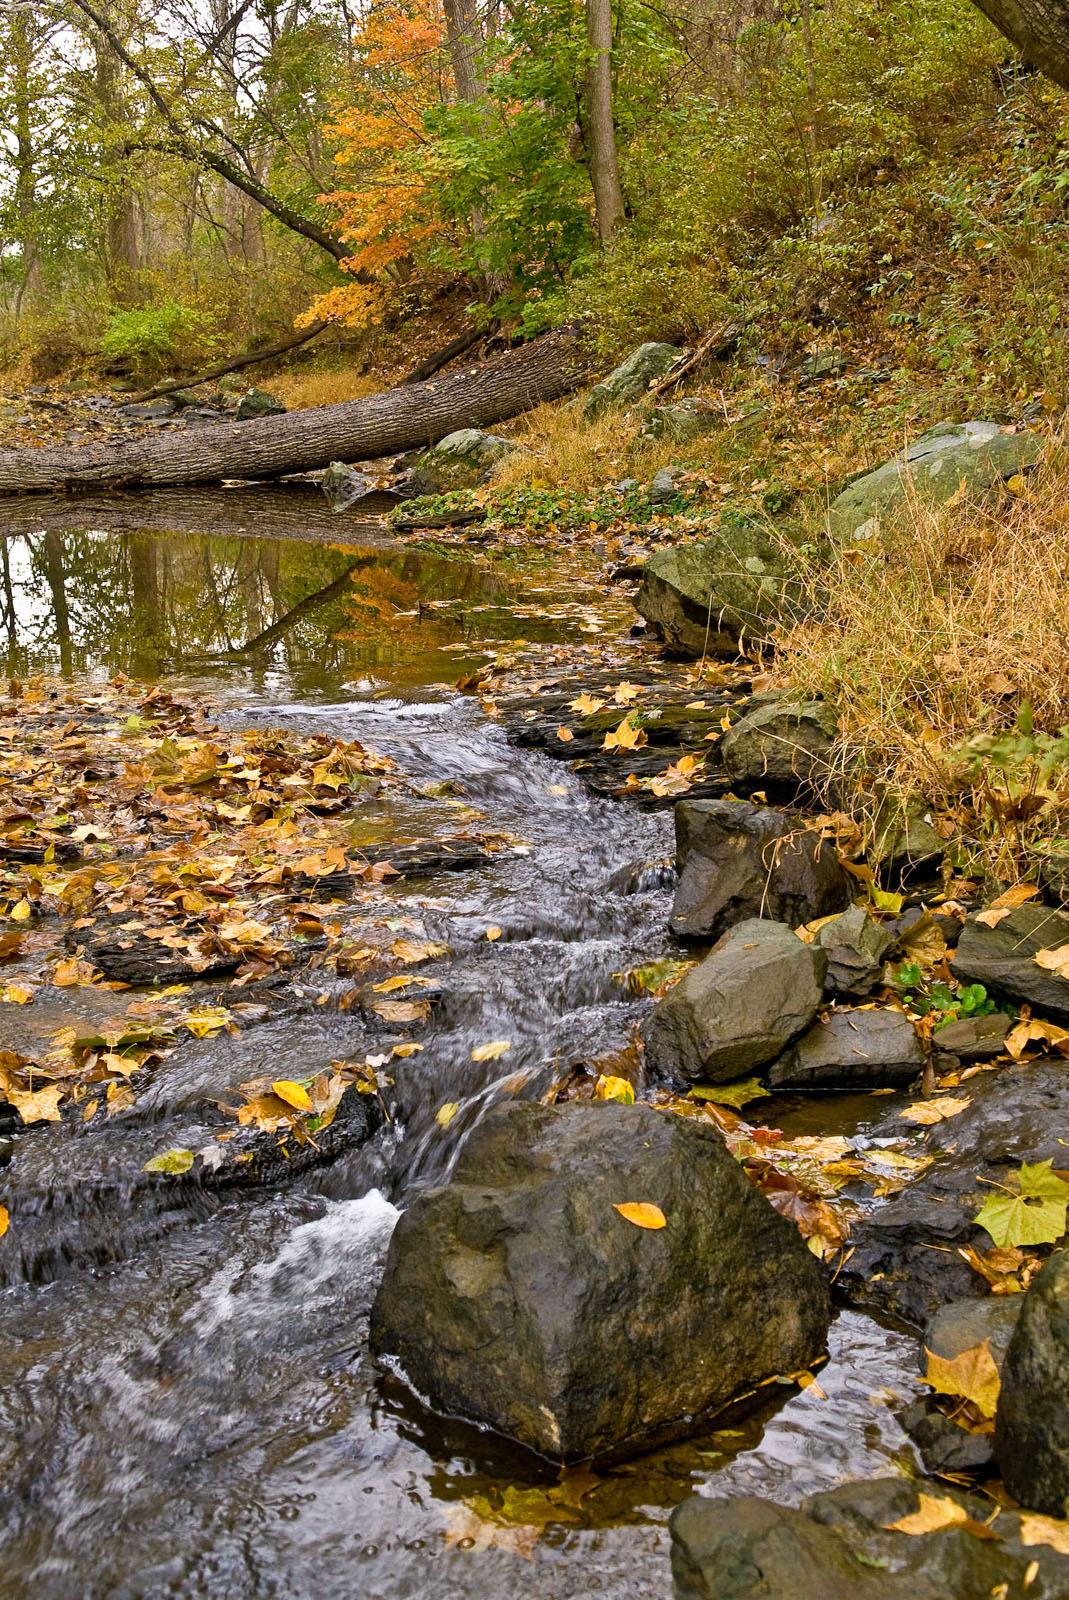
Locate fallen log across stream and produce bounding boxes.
[0,323,591,495]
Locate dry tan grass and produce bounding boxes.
[774,436,1069,871]
[269,367,382,409]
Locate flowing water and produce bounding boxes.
[0,494,923,1599]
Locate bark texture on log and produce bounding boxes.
[0,324,591,494]
[971,0,1069,89]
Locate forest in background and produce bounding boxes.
[1,0,1067,411]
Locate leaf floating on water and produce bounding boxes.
[0,984,33,1004]
[272,1080,314,1113]
[0,1204,8,1237]
[142,1147,195,1174]
[594,1074,634,1104]
[391,938,448,965]
[486,926,502,941]
[899,1095,971,1125]
[925,1338,1001,1420]
[689,1078,770,1110]
[436,1101,460,1129]
[547,785,568,796]
[613,1201,667,1230]
[371,998,431,1023]
[471,1039,511,1062]
[974,1160,1069,1248]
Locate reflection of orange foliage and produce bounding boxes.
[300,0,449,330]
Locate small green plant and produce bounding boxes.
[892,962,999,1026]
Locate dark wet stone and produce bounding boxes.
[370,1100,830,1463]
[996,1250,1069,1517]
[839,1061,1069,1327]
[70,916,243,984]
[898,1398,995,1474]
[670,799,850,941]
[320,461,376,510]
[721,698,838,795]
[930,1012,1011,1060]
[870,813,946,884]
[643,918,826,1084]
[814,904,895,997]
[952,904,1069,1020]
[767,1008,923,1092]
[670,1476,1069,1599]
[923,1295,1023,1373]
[118,398,178,420]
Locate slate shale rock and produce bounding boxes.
[643,918,826,1085]
[721,697,838,795]
[813,904,894,997]
[634,528,797,658]
[996,1250,1069,1517]
[839,1061,1069,1328]
[767,1007,923,1092]
[583,342,681,421]
[829,420,1043,542]
[670,799,850,941]
[670,1477,1069,1600]
[952,904,1069,1020]
[70,915,244,984]
[897,1398,996,1475]
[870,811,946,884]
[931,1011,1011,1061]
[924,1294,1023,1373]
[370,1100,830,1463]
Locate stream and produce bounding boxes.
[0,492,923,1599]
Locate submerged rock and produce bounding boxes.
[634,529,799,657]
[996,1250,1069,1517]
[583,342,680,421]
[721,696,838,794]
[952,904,1069,1020]
[669,799,850,941]
[235,387,286,420]
[813,904,895,997]
[370,1100,830,1463]
[670,1477,1069,1599]
[839,1060,1069,1327]
[767,1007,923,1092]
[829,420,1042,542]
[643,918,826,1084]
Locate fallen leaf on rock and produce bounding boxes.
[974,1160,1069,1248]
[371,998,431,1023]
[272,1080,313,1113]
[594,1074,634,1104]
[613,1201,667,1230]
[885,1494,998,1539]
[990,883,1041,909]
[142,1148,196,1175]
[8,1083,64,1123]
[924,1338,1001,1419]
[975,907,1014,928]
[1034,945,1069,980]
[899,1095,971,1124]
[52,956,101,988]
[556,725,574,743]
[603,714,647,752]
[1005,1017,1069,1060]
[472,1039,511,1061]
[568,693,606,715]
[613,682,641,705]
[1017,1513,1069,1554]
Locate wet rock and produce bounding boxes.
[930,1012,1011,1060]
[814,905,895,997]
[898,1398,996,1475]
[69,916,243,984]
[721,696,838,794]
[370,1099,830,1463]
[583,342,680,421]
[870,810,946,884]
[235,387,286,420]
[768,1008,923,1092]
[996,1250,1069,1516]
[839,1061,1069,1328]
[641,399,716,442]
[320,461,377,511]
[634,528,799,658]
[670,1476,1069,1600]
[951,903,1069,1020]
[118,397,178,420]
[648,464,685,505]
[669,799,851,941]
[923,1295,1022,1373]
[830,421,1043,542]
[643,918,826,1084]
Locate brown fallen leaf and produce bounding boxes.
[1017,1512,1069,1554]
[613,1201,667,1230]
[1034,945,1069,981]
[0,1203,7,1237]
[886,1493,1001,1540]
[486,926,502,941]
[556,725,574,743]
[899,1095,971,1125]
[925,1338,1001,1419]
[1005,1016,1069,1060]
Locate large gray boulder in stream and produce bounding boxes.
[952,903,1069,1021]
[643,918,826,1084]
[829,420,1042,541]
[634,529,796,658]
[670,1477,1069,1600]
[996,1250,1069,1517]
[370,1100,830,1463]
[670,799,850,941]
[583,341,680,420]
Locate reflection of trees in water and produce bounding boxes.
[0,527,517,683]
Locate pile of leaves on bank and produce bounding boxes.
[0,676,492,1127]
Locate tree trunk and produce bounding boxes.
[585,0,626,244]
[0,325,591,494]
[970,0,1069,89]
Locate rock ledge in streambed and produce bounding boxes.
[643,918,826,1085]
[670,798,850,940]
[370,1100,830,1463]
[838,1060,1069,1328]
[952,903,1069,1021]
[634,528,798,658]
[767,1007,923,1092]
[670,1477,1069,1600]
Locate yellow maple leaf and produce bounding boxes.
[1005,1016,1069,1060]
[568,693,606,715]
[924,1338,1001,1419]
[886,1494,971,1536]
[603,715,647,752]
[471,1040,511,1062]
[613,682,641,705]
[899,1095,971,1125]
